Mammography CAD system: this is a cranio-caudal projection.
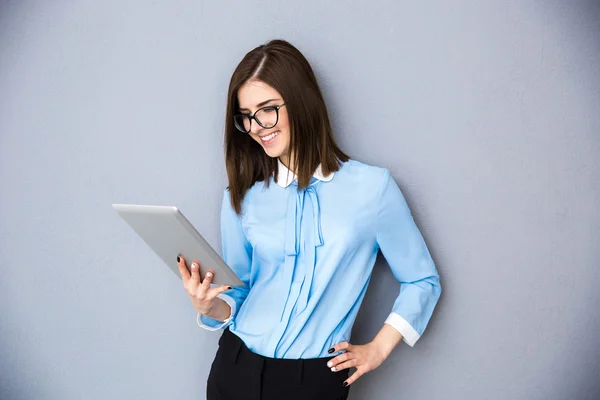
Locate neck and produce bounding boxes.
[279,153,296,174]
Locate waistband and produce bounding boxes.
[219,326,335,370]
[216,327,349,397]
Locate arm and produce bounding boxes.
[197,189,252,331]
[326,169,442,386]
[375,168,442,347]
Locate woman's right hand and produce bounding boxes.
[176,254,232,319]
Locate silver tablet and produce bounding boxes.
[112,203,244,287]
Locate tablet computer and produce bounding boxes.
[112,203,244,287]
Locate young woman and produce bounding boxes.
[176,39,442,400]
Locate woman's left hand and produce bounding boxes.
[326,340,388,386]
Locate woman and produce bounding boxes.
[176,39,442,400]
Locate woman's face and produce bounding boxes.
[237,79,291,161]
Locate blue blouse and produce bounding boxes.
[198,158,441,359]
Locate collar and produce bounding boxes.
[276,158,334,188]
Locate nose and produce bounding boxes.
[249,117,263,135]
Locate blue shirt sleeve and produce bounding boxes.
[375,169,442,346]
[197,189,252,330]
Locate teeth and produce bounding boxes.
[261,131,279,142]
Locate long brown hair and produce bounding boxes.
[224,39,349,214]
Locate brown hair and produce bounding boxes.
[224,39,350,214]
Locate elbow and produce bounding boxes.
[432,274,442,298]
[423,273,442,302]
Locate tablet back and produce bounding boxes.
[112,204,244,287]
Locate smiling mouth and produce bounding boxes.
[259,130,280,143]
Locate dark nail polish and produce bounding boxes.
[328,348,335,354]
[177,256,180,263]
[343,382,349,387]
[227,286,232,290]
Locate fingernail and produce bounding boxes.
[206,272,212,278]
[227,286,232,290]
[328,348,335,354]
[327,361,332,368]
[177,256,180,263]
[343,382,349,387]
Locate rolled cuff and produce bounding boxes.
[196,293,236,331]
[384,312,421,347]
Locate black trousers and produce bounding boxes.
[207,327,351,400]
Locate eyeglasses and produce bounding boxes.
[233,104,286,134]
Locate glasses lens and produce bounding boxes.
[255,107,278,129]
[233,115,251,133]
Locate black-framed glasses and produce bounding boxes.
[233,104,286,134]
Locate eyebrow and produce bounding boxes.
[238,98,281,112]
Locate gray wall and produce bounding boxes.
[1,1,599,399]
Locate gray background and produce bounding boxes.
[1,1,599,399]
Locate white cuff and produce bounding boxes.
[196,293,236,331]
[384,312,420,347]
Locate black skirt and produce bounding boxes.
[207,327,351,400]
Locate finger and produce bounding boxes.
[344,368,364,386]
[201,269,214,292]
[190,261,200,280]
[329,341,352,355]
[326,352,352,369]
[176,255,190,282]
[188,262,200,293]
[331,359,357,372]
[209,284,233,299]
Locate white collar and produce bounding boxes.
[276,158,334,188]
